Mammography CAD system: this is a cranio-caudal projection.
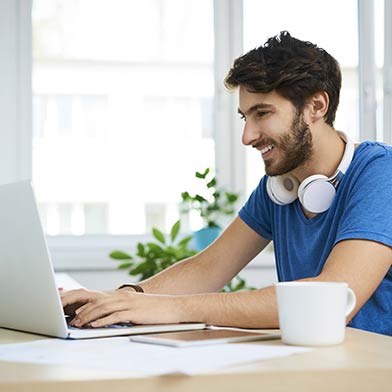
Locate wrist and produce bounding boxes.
[174,293,207,324]
[117,284,144,293]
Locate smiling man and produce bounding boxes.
[62,31,392,336]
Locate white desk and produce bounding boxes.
[0,327,391,392]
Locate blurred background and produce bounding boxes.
[0,0,390,288]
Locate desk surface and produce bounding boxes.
[0,327,391,392]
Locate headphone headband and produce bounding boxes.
[329,131,355,183]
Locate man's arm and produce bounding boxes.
[310,239,392,322]
[124,216,270,295]
[61,216,271,322]
[174,238,392,329]
[184,238,392,327]
[65,237,391,329]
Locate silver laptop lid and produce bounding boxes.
[0,180,69,338]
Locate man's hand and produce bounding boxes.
[60,288,186,328]
[61,288,111,319]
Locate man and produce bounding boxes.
[62,31,392,335]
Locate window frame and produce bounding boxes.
[1,0,390,271]
[0,0,32,185]
[358,0,377,140]
[384,0,392,143]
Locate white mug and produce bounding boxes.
[275,281,356,346]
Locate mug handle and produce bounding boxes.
[345,288,356,316]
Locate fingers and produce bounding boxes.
[65,291,181,328]
[90,311,132,328]
[71,293,133,327]
[60,288,94,308]
[61,288,110,319]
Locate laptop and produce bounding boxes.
[0,180,205,339]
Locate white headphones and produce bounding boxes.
[266,131,355,214]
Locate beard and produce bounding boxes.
[263,111,313,176]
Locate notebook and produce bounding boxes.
[0,180,205,339]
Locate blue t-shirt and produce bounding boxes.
[239,142,392,336]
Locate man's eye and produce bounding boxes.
[257,111,268,118]
[239,114,246,122]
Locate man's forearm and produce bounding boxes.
[176,285,279,329]
[126,252,235,295]
[119,218,270,296]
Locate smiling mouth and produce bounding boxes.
[260,144,275,157]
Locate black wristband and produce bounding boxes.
[117,284,144,293]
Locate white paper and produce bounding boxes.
[54,273,84,290]
[0,338,311,376]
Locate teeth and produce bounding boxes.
[260,145,274,154]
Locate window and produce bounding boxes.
[32,0,214,235]
[1,0,389,270]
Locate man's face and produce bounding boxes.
[238,88,313,176]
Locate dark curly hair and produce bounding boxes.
[224,31,341,126]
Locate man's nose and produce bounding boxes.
[241,121,260,146]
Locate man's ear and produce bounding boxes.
[305,91,330,123]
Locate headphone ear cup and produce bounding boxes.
[298,174,336,213]
[266,175,300,205]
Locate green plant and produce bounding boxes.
[181,168,240,228]
[110,220,254,292]
[110,220,196,281]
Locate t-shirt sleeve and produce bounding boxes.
[238,176,273,240]
[336,147,392,247]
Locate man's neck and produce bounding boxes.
[291,125,346,183]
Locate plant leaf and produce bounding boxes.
[129,262,150,276]
[137,243,145,257]
[178,235,193,247]
[234,277,246,291]
[195,194,207,203]
[165,246,177,257]
[117,262,133,269]
[206,178,216,188]
[109,251,133,260]
[152,228,166,244]
[170,220,181,242]
[181,191,191,201]
[196,168,210,179]
[146,242,164,254]
[226,192,239,203]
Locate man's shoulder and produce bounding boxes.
[353,141,392,171]
[356,141,392,158]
